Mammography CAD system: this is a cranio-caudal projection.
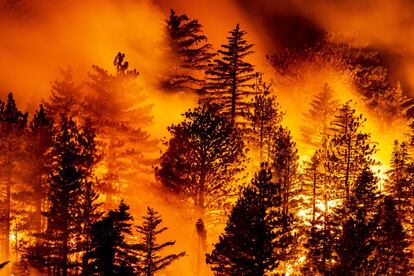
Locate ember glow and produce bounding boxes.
[0,0,413,275]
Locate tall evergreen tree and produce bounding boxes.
[300,83,339,149]
[135,207,185,276]
[204,24,256,124]
[83,52,156,208]
[387,140,414,267]
[328,101,378,202]
[0,93,28,260]
[245,76,283,162]
[44,67,82,124]
[86,201,135,276]
[336,167,380,275]
[156,104,245,273]
[368,196,410,275]
[27,104,54,243]
[206,164,285,275]
[156,104,245,224]
[30,117,98,275]
[163,9,214,93]
[268,126,302,274]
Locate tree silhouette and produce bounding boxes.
[0,93,28,260]
[27,104,54,244]
[328,101,378,202]
[30,117,99,275]
[86,201,135,276]
[135,207,185,276]
[156,103,245,224]
[204,24,256,124]
[207,163,291,274]
[368,196,410,275]
[245,76,283,162]
[336,167,380,275]
[163,9,214,93]
[44,67,82,124]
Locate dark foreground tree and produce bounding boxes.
[27,117,98,275]
[207,163,288,275]
[336,167,380,275]
[368,196,410,275]
[163,9,214,93]
[204,24,256,124]
[86,201,135,276]
[135,207,185,276]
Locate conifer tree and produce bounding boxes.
[0,93,28,260]
[245,76,283,162]
[27,104,54,242]
[328,101,377,202]
[336,167,380,275]
[86,201,135,276]
[135,207,185,276]
[31,117,98,275]
[156,103,245,224]
[206,164,284,275]
[301,83,339,148]
[83,52,156,208]
[368,196,410,275]
[387,140,414,267]
[44,67,82,124]
[204,24,256,124]
[163,9,214,93]
[268,126,302,274]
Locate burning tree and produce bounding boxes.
[163,9,214,94]
[83,52,157,208]
[203,24,256,124]
[135,207,185,275]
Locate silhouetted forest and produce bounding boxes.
[0,2,413,276]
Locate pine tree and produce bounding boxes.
[86,201,135,276]
[267,126,303,273]
[244,76,283,162]
[206,163,284,275]
[336,167,380,275]
[135,207,185,276]
[83,52,156,208]
[300,83,339,149]
[368,196,410,275]
[328,101,378,202]
[162,9,214,93]
[0,93,28,260]
[27,104,54,242]
[387,140,414,268]
[156,104,245,224]
[44,67,82,124]
[204,24,256,124]
[30,117,98,275]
